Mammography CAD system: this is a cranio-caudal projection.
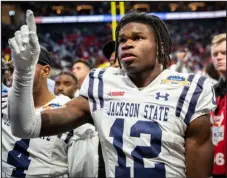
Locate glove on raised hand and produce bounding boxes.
[8,10,40,70]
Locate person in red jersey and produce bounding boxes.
[210,33,226,178]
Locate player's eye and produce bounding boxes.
[134,36,143,41]
[118,38,126,43]
[55,82,60,86]
[64,82,71,86]
[212,52,218,57]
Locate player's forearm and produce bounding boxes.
[186,137,213,178]
[8,68,41,138]
[40,104,90,136]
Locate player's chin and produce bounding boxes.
[217,66,226,73]
[56,92,65,96]
[123,64,142,74]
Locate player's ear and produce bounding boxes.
[41,65,50,78]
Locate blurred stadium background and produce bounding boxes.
[2,1,226,77]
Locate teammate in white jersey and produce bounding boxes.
[2,47,98,177]
[54,71,101,177]
[54,71,78,99]
[8,10,216,178]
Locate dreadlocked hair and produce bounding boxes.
[115,12,172,69]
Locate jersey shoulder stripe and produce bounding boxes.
[88,68,106,112]
[97,69,106,108]
[184,76,207,124]
[88,69,97,111]
[175,74,195,117]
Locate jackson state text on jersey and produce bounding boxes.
[80,68,216,178]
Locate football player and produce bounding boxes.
[8,10,216,178]
[2,47,98,177]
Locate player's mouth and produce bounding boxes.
[57,91,65,95]
[120,53,136,62]
[217,63,225,67]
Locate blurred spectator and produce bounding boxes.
[72,60,91,97]
[102,40,120,68]
[203,63,220,86]
[169,48,192,73]
[54,71,78,99]
[98,61,110,68]
[210,33,226,178]
[205,63,220,81]
[2,60,14,87]
[2,58,10,97]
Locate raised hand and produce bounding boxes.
[8,10,40,70]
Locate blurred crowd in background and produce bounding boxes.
[2,1,226,87]
[2,1,226,16]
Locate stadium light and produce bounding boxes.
[9,10,15,16]
[34,10,226,24]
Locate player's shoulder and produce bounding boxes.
[185,72,211,90]
[163,69,193,79]
[54,94,71,104]
[42,95,70,110]
[164,69,211,89]
[89,67,124,79]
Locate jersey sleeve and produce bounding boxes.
[79,68,107,113]
[79,72,90,98]
[186,76,217,124]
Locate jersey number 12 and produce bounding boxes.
[110,118,166,178]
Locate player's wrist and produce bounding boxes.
[13,67,35,84]
[12,57,38,71]
[14,65,35,72]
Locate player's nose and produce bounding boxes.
[121,40,134,50]
[216,52,224,61]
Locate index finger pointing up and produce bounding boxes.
[26,10,36,34]
[25,9,39,49]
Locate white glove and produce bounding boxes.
[8,10,40,70]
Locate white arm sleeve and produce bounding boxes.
[8,68,41,138]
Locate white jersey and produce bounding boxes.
[47,78,55,93]
[2,94,99,178]
[2,84,9,97]
[80,68,216,178]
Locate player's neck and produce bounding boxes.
[128,63,162,88]
[33,86,55,108]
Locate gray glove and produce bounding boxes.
[8,10,40,70]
